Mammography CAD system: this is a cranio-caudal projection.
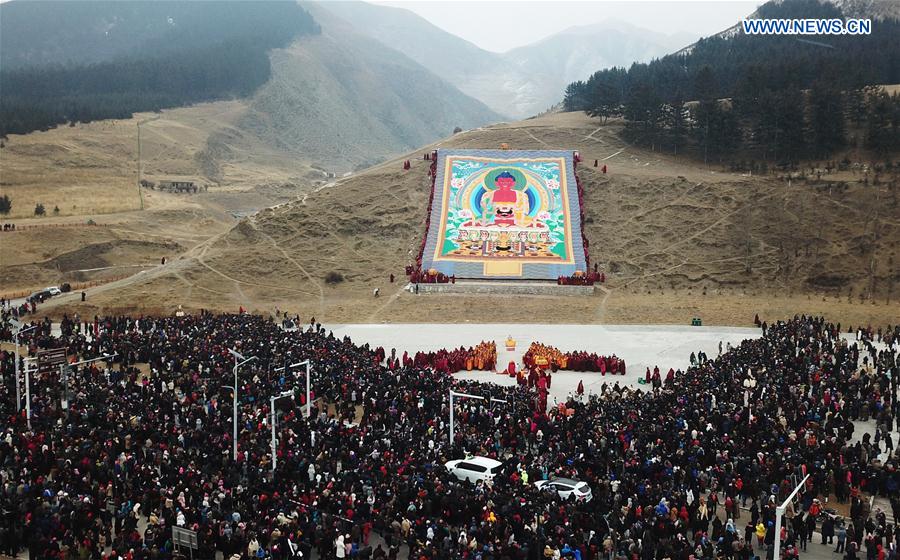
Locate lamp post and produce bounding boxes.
[448,390,507,444]
[270,390,293,476]
[227,349,257,462]
[275,360,312,417]
[23,357,36,430]
[773,473,809,560]
[13,324,37,413]
[62,354,117,411]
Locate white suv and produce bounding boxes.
[534,478,593,502]
[445,456,503,484]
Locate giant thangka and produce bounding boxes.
[421,149,588,280]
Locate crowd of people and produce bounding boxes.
[523,342,627,375]
[1,311,897,560]
[2,295,41,319]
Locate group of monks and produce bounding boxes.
[556,272,604,286]
[405,266,454,284]
[522,342,626,375]
[395,341,497,374]
[496,360,554,412]
[409,152,440,281]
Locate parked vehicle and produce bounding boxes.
[445,456,503,484]
[534,478,593,502]
[29,289,53,302]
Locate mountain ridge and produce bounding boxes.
[675,0,900,56]
[232,1,502,172]
[1,0,503,174]
[317,1,691,118]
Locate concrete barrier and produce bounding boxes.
[415,282,594,296]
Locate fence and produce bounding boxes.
[1,275,130,301]
[0,222,113,233]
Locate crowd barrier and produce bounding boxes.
[1,275,129,301]
[0,222,112,232]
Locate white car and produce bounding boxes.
[445,456,503,484]
[534,478,593,502]
[46,286,61,296]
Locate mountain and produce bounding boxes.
[0,1,318,69]
[675,0,900,55]
[565,0,900,163]
[0,1,321,136]
[317,2,690,119]
[236,2,501,172]
[1,0,501,171]
[826,0,900,19]
[502,21,695,116]
[505,21,693,86]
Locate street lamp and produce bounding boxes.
[275,360,312,418]
[448,389,507,444]
[61,354,117,410]
[773,473,809,560]
[270,390,293,475]
[22,357,36,430]
[227,349,257,462]
[12,323,37,413]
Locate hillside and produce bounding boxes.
[0,100,315,294]
[565,0,900,166]
[42,112,900,327]
[237,3,502,172]
[319,2,689,118]
[675,0,900,51]
[1,0,501,169]
[0,1,317,69]
[0,1,321,136]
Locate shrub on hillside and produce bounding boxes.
[0,194,10,214]
[324,271,344,284]
[34,203,45,216]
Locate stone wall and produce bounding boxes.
[413,282,594,297]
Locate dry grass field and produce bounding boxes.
[0,100,323,219]
[0,100,336,294]
[33,111,899,327]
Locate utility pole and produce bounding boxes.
[136,121,145,210]
[270,390,293,476]
[773,474,809,560]
[13,323,36,413]
[59,364,68,411]
[227,349,257,461]
[24,357,36,430]
[276,360,312,417]
[63,354,117,412]
[135,115,158,211]
[448,390,508,444]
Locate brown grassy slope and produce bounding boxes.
[43,112,900,326]
[0,100,326,294]
[0,100,315,220]
[0,191,234,294]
